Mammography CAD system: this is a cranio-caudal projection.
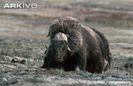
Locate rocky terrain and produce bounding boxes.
[0,0,133,86]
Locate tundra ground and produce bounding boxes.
[0,0,133,85]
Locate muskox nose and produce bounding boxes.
[55,57,63,62]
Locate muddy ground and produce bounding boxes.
[0,0,133,86]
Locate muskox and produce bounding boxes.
[41,17,112,73]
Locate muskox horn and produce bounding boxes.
[67,47,71,52]
[54,32,68,42]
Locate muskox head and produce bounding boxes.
[50,32,71,63]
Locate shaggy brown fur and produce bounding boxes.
[42,16,112,73]
[91,28,112,70]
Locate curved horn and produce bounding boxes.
[67,47,71,52]
[54,32,68,42]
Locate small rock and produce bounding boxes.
[11,56,26,64]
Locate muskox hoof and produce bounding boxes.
[41,66,50,70]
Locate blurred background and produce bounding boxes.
[0,0,133,42]
[0,0,133,85]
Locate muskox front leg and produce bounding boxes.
[41,45,54,69]
[76,52,87,71]
[41,55,53,69]
[77,58,86,71]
